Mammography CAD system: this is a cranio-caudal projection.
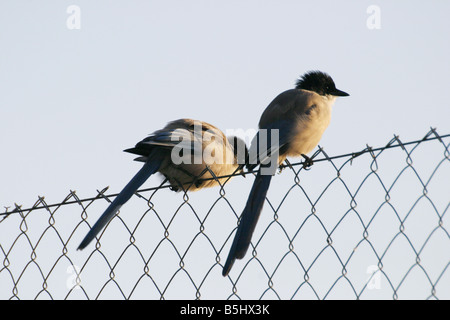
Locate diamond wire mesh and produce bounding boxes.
[0,129,449,300]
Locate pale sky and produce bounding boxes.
[1,1,449,208]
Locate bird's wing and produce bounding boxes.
[258,89,315,128]
[247,89,317,169]
[124,128,200,156]
[247,119,294,170]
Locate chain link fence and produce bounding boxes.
[1,128,449,300]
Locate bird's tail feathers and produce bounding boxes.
[77,154,163,250]
[222,171,272,276]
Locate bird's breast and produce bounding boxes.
[287,103,332,157]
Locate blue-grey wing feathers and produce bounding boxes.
[222,171,272,276]
[77,155,162,250]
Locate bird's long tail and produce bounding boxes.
[77,157,162,250]
[222,171,272,276]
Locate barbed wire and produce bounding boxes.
[2,128,447,218]
[0,128,449,300]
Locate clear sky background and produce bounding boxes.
[0,1,449,299]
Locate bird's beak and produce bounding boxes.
[331,88,349,97]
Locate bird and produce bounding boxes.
[78,118,248,250]
[222,71,349,276]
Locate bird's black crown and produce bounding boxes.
[295,70,344,96]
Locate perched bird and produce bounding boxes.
[78,119,247,250]
[222,71,349,276]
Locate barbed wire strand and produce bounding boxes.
[2,128,448,218]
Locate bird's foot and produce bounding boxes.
[194,179,204,188]
[301,154,314,169]
[279,159,293,173]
